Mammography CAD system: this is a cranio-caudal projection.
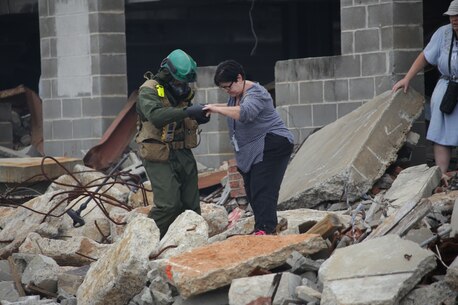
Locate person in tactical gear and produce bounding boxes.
[135,49,209,238]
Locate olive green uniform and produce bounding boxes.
[136,75,201,238]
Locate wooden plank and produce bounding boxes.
[306,214,343,239]
[390,199,432,237]
[0,157,82,183]
[366,198,429,240]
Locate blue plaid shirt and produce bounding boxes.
[227,82,294,173]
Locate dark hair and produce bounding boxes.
[214,60,246,86]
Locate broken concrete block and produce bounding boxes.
[60,202,112,243]
[399,281,457,305]
[128,180,154,209]
[21,255,59,293]
[1,295,40,305]
[0,191,67,259]
[76,217,160,305]
[200,203,228,237]
[2,298,59,305]
[278,89,424,210]
[228,272,302,305]
[296,285,321,303]
[383,164,441,216]
[127,286,154,305]
[319,234,437,305]
[146,264,174,305]
[445,256,458,291]
[0,281,20,303]
[161,233,326,298]
[57,265,90,296]
[153,210,209,259]
[0,207,17,231]
[404,227,435,245]
[19,232,110,266]
[286,251,322,274]
[108,206,150,243]
[0,259,13,281]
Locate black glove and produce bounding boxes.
[185,104,205,119]
[196,114,210,125]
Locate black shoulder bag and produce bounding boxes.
[440,32,458,114]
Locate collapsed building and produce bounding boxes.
[0,0,457,304]
[0,89,456,305]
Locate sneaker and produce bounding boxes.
[253,230,267,236]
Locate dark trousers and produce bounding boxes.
[241,133,293,234]
[144,149,201,238]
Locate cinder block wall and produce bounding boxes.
[0,103,13,148]
[38,0,127,157]
[193,66,234,169]
[275,0,424,145]
[194,0,426,168]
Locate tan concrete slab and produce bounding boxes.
[0,157,82,183]
[161,233,327,298]
[278,89,424,210]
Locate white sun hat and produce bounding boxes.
[444,0,458,16]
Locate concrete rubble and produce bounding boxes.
[278,89,424,210]
[0,89,456,305]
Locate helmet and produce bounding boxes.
[160,49,197,83]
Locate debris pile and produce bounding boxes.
[0,90,456,305]
[0,85,43,155]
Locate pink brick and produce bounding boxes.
[230,189,246,198]
[228,172,242,181]
[229,180,240,188]
[228,159,237,167]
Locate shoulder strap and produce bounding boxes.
[448,31,455,76]
[140,79,158,90]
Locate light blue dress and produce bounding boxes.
[425,24,458,146]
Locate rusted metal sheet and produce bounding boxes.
[83,91,139,170]
[0,85,44,155]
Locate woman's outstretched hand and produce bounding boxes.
[392,78,410,93]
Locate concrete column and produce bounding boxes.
[38,0,127,157]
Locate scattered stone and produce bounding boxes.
[21,255,59,293]
[228,272,302,305]
[319,235,437,305]
[399,281,457,305]
[76,217,160,305]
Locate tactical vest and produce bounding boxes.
[135,79,199,162]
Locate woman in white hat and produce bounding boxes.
[393,0,458,185]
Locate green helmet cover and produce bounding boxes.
[160,49,197,83]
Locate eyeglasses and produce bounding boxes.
[219,82,234,90]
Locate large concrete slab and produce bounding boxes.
[161,234,327,299]
[382,164,441,215]
[318,235,437,305]
[0,157,82,183]
[279,89,424,210]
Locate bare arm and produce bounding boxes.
[392,52,429,93]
